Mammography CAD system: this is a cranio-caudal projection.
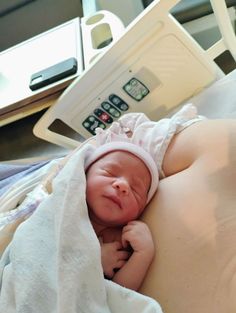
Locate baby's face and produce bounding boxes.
[86,151,151,227]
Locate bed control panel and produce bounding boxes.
[123,78,150,101]
[82,93,129,135]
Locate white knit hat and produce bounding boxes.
[85,124,159,204]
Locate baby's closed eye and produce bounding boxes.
[101,164,119,176]
[103,169,113,175]
[101,166,115,176]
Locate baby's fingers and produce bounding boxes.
[105,268,115,279]
[115,259,126,270]
[121,231,132,249]
[118,250,131,260]
[115,241,123,249]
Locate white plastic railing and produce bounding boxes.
[207,0,236,60]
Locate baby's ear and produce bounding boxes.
[125,130,133,138]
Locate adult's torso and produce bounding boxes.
[140,119,236,313]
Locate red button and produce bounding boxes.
[100,112,110,122]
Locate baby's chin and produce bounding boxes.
[105,217,137,227]
[92,209,140,227]
[98,217,130,228]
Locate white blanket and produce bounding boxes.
[0,144,162,313]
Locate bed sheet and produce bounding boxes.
[182,69,236,118]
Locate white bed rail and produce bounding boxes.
[33,0,236,150]
[207,0,236,60]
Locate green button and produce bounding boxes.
[130,79,138,86]
[136,93,142,100]
[120,103,128,110]
[124,84,131,91]
[89,116,95,122]
[83,122,90,128]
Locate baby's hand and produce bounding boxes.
[121,221,154,258]
[99,238,130,279]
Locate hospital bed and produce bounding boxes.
[1,0,236,312]
[33,0,236,148]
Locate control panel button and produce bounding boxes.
[82,115,106,135]
[123,78,149,101]
[88,116,95,122]
[109,94,122,105]
[109,94,129,111]
[101,102,121,118]
[94,108,113,124]
[120,103,129,111]
[101,102,110,110]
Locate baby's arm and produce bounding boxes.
[112,220,155,291]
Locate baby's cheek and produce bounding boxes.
[138,198,147,215]
[131,203,143,219]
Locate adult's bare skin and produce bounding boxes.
[140,119,236,313]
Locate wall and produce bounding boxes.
[0,0,83,52]
[82,0,144,26]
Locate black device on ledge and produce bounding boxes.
[29,57,78,91]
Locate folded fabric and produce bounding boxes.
[94,103,204,178]
[0,160,50,196]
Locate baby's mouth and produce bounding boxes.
[105,195,121,208]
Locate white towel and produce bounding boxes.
[0,144,162,313]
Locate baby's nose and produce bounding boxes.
[113,178,130,195]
